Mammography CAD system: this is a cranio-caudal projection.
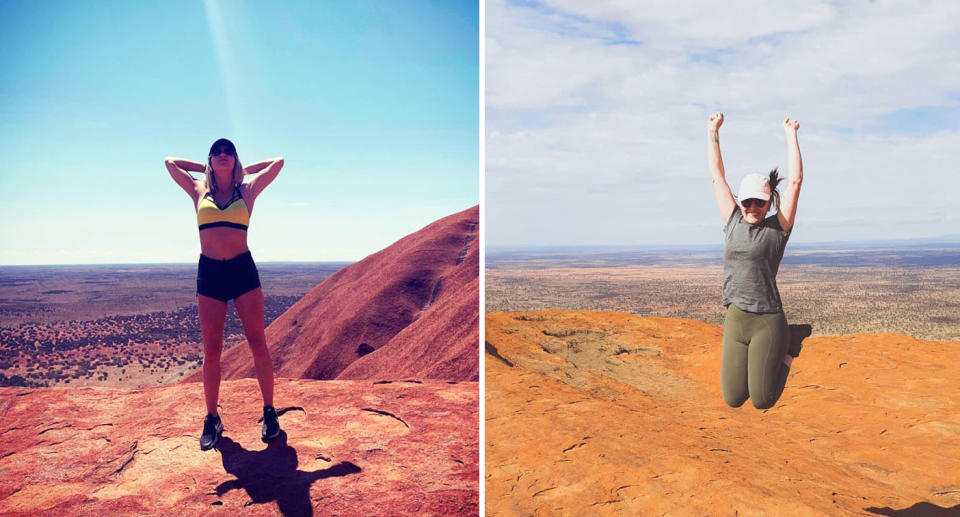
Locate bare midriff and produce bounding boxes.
[199,227,249,260]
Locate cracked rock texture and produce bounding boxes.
[485,310,960,516]
[1,378,478,516]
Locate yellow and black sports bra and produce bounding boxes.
[197,186,249,231]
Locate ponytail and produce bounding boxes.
[768,168,782,210]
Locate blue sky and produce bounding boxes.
[0,1,478,264]
[486,0,960,246]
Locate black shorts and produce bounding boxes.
[197,251,261,302]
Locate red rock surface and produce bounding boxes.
[485,310,960,516]
[339,278,479,381]
[186,206,478,383]
[0,378,478,516]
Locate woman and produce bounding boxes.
[165,138,284,449]
[706,113,810,410]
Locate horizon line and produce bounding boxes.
[488,237,960,250]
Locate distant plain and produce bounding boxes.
[0,262,348,387]
[486,245,960,341]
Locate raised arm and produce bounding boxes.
[171,158,206,173]
[243,159,274,175]
[707,112,736,222]
[243,157,284,200]
[776,118,803,232]
[165,156,203,202]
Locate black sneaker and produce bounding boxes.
[200,414,223,451]
[262,406,280,442]
[788,324,813,358]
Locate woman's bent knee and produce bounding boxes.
[750,394,778,410]
[722,389,748,408]
[725,397,747,408]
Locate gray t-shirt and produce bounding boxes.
[722,206,791,313]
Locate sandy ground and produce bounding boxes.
[485,310,960,516]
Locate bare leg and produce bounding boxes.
[234,287,273,407]
[198,294,228,416]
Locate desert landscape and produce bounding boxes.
[0,206,480,516]
[0,262,344,388]
[487,246,960,341]
[485,310,959,516]
[485,245,959,516]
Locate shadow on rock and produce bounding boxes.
[215,431,362,517]
[865,502,960,516]
[788,323,813,358]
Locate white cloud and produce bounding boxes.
[486,0,960,245]
[545,0,837,48]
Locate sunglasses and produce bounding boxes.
[741,198,767,209]
[210,146,236,157]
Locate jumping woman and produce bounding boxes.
[706,113,810,410]
[165,139,284,449]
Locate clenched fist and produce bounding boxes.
[783,117,799,133]
[708,112,724,132]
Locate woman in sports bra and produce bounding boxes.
[706,113,811,410]
[165,138,284,450]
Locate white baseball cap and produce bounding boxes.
[738,173,771,203]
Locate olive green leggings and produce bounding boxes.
[721,304,790,409]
